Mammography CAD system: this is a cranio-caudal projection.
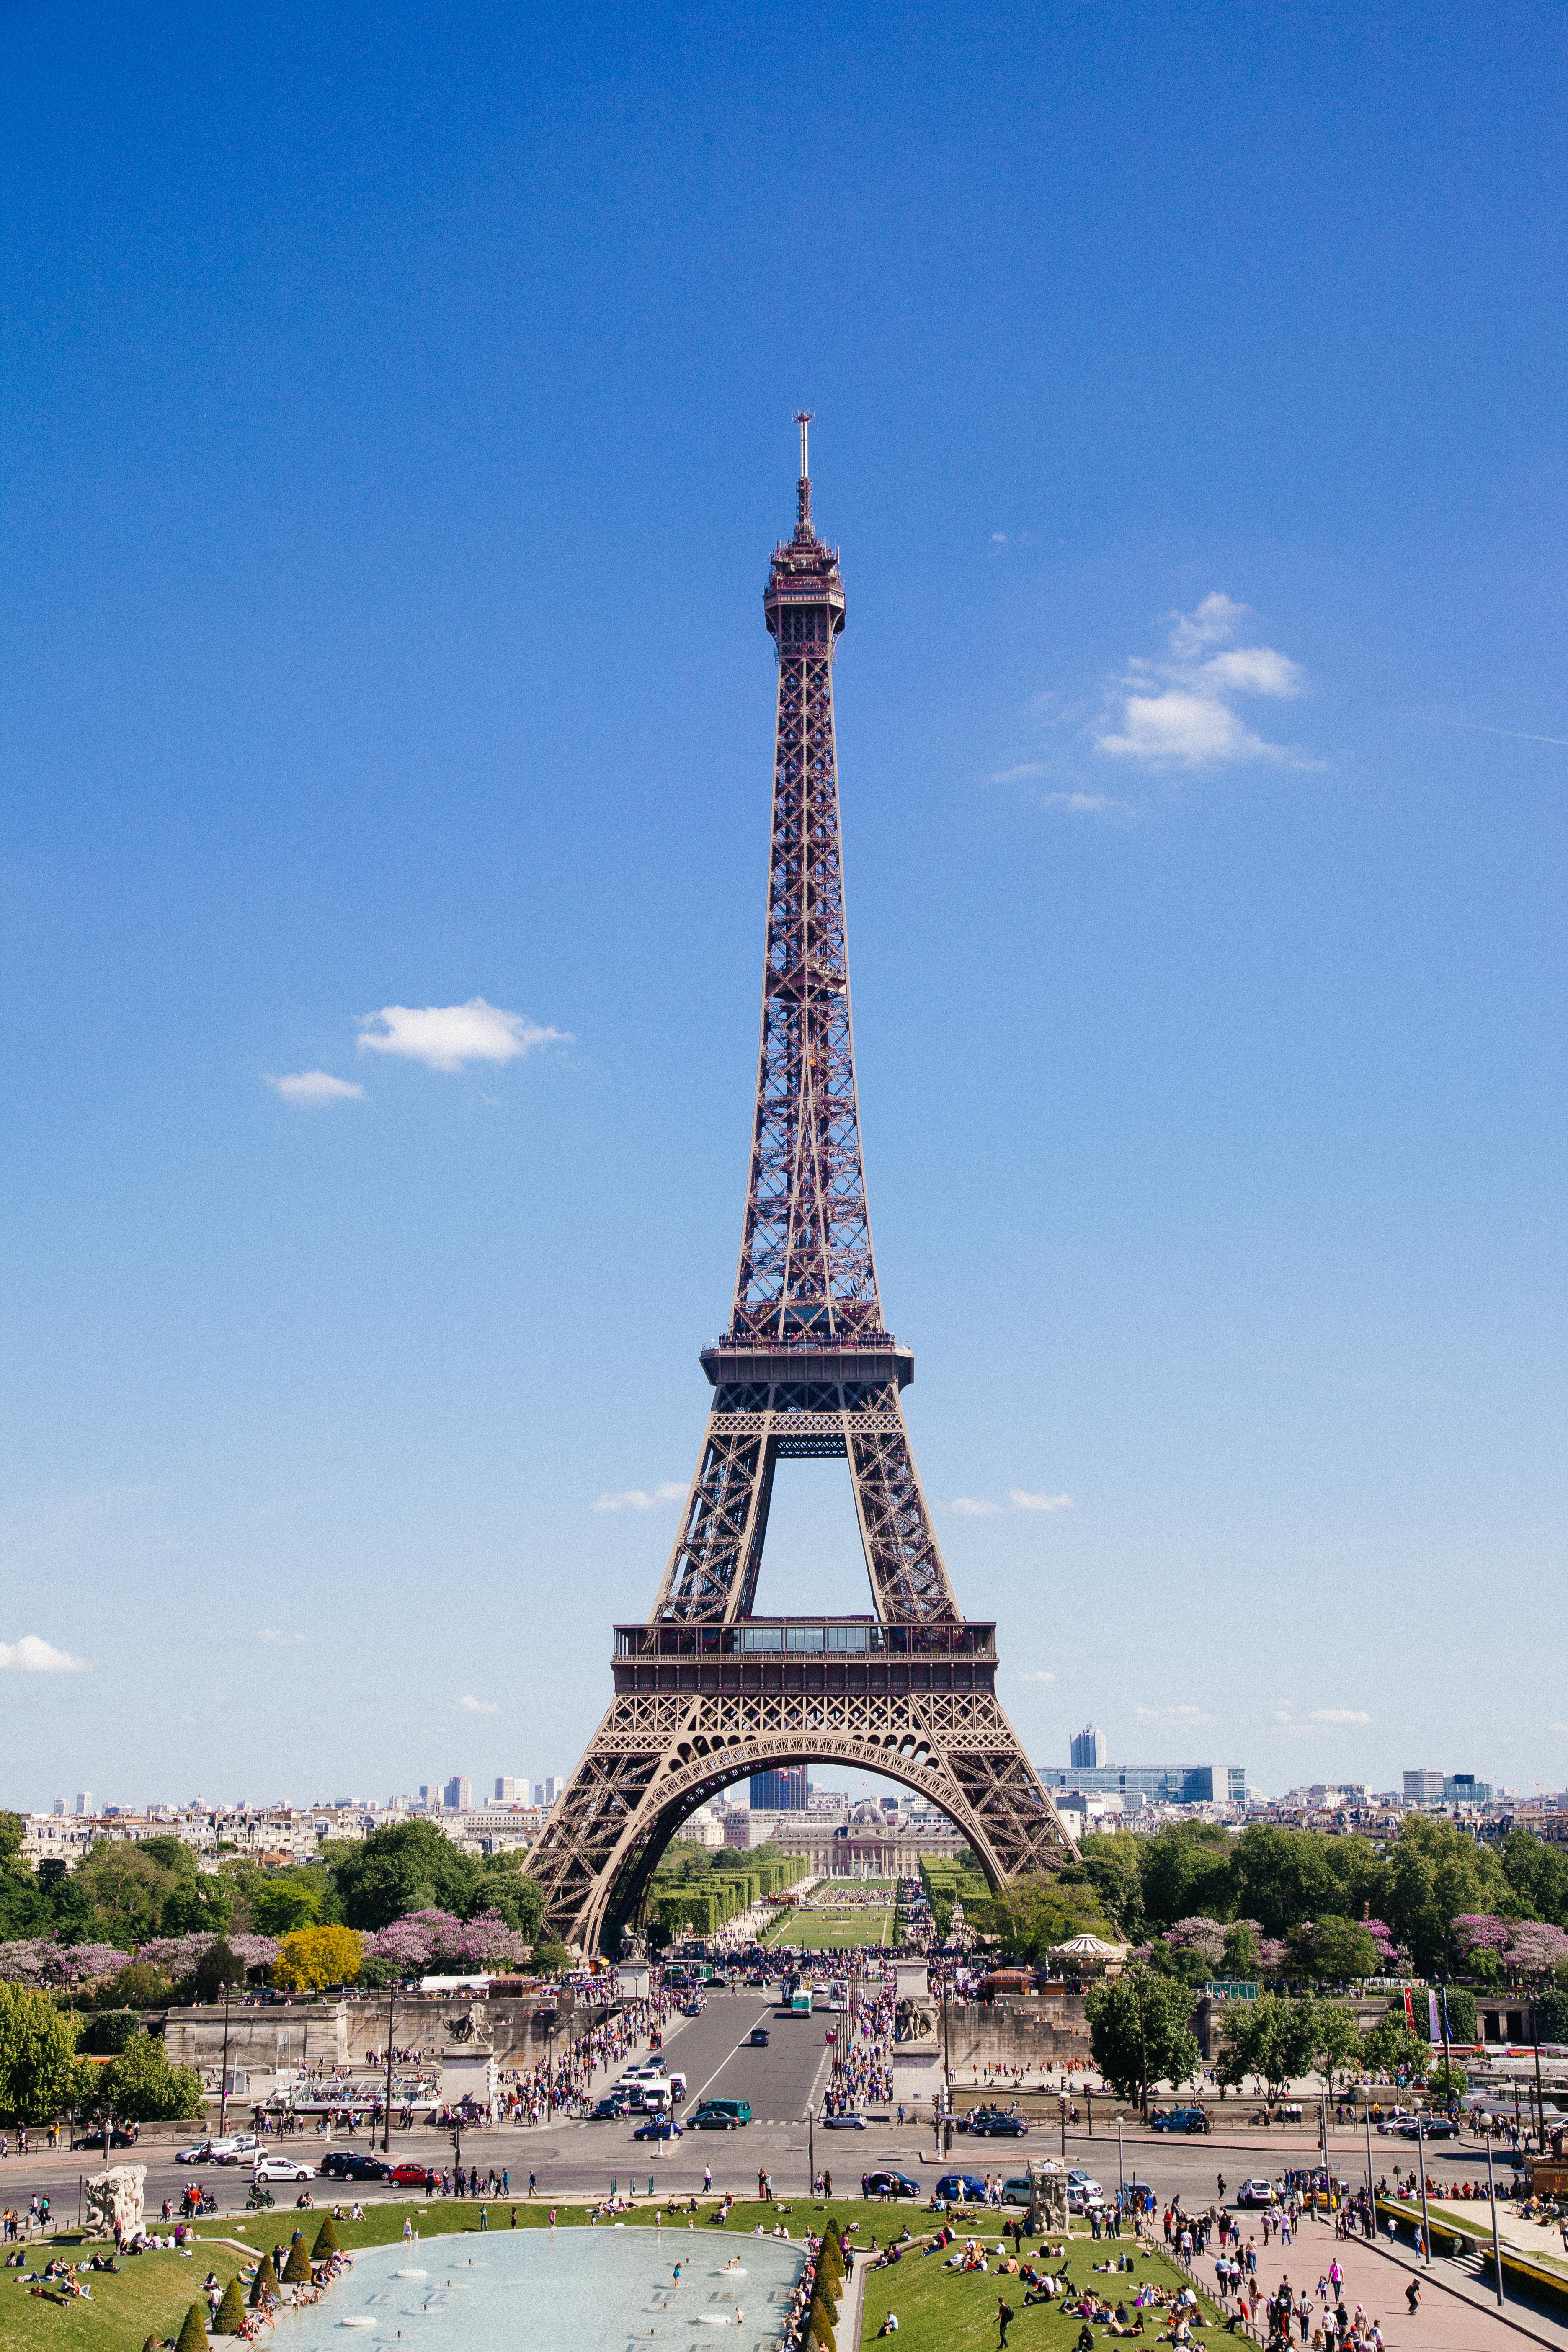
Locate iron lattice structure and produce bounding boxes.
[530,424,1074,1951]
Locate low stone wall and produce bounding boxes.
[161,1990,592,2088]
[941,1996,1092,2073]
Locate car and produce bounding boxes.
[1150,2106,1211,2135]
[749,2027,771,2047]
[390,2163,433,2187]
[1233,2180,1277,2210]
[211,2135,261,2165]
[591,2096,632,2121]
[318,2151,391,2182]
[175,2139,219,2165]
[861,2170,922,2200]
[1001,2177,1034,2207]
[690,2100,750,2130]
[77,2126,141,2152]
[822,2113,867,2130]
[1068,2184,1105,2215]
[252,2156,317,2183]
[934,2174,990,2205]
[680,2001,703,2017]
[633,2116,683,2141]
[1068,2171,1103,2194]
[965,2113,1028,2138]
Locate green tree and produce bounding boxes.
[213,2280,248,2335]
[311,2216,342,2259]
[1137,1823,1234,1934]
[1291,1916,1380,1982]
[0,1982,82,2124]
[247,1880,321,1936]
[1226,1826,1383,1940]
[1084,1965,1200,2113]
[82,2028,204,2123]
[72,1841,179,1943]
[1500,1831,1568,1932]
[282,2237,312,2285]
[1361,2009,1426,2080]
[161,1876,235,1939]
[188,1940,249,2003]
[983,1871,1110,1960]
[0,1813,50,1939]
[1078,1834,1146,1940]
[248,2257,280,2310]
[1382,1817,1511,1973]
[1149,1941,1215,1989]
[1313,2000,1363,2092]
[324,1819,485,1929]
[175,2303,209,2352]
[102,1961,177,2008]
[1215,1992,1321,2105]
[532,1939,573,1976]
[1221,1921,1263,1979]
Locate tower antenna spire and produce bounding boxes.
[794,409,814,535]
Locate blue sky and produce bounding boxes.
[2,1,1564,1814]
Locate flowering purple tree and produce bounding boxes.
[136,1932,278,1976]
[1164,1917,1228,1967]
[359,1908,530,1976]
[0,1938,132,1986]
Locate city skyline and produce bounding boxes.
[2,4,1563,1810]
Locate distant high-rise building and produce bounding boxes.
[72,1792,92,1816]
[1443,1774,1491,1803]
[494,1777,526,1803]
[1227,1768,1248,1804]
[1403,1769,1444,1804]
[51,1798,66,1817]
[535,1777,564,1808]
[1070,1725,1107,1769]
[749,1767,807,1810]
[443,1774,472,1812]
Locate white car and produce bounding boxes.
[212,2134,261,2165]
[822,2113,867,2130]
[253,2155,317,2183]
[175,2139,219,2165]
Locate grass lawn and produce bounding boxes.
[766,1881,897,1949]
[2,2197,977,2352]
[860,2233,1225,2352]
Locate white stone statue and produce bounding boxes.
[85,2164,147,2241]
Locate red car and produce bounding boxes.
[390,2162,433,2188]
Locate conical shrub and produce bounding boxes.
[213,2280,247,2336]
[248,2256,280,2309]
[175,2303,209,2352]
[808,2306,836,2352]
[311,2216,342,2259]
[282,2237,313,2285]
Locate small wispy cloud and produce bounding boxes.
[594,1482,686,1514]
[1308,1707,1372,1725]
[358,998,569,1074]
[1009,1490,1073,1513]
[1012,1669,1058,1684]
[257,1628,307,1648]
[0,1633,90,1673]
[267,1071,365,1107]
[987,762,1050,783]
[459,1694,500,1715]
[1096,592,1315,771]
[1041,790,1122,814]
[1136,1702,1211,1726]
[945,1490,1073,1518]
[949,1497,1003,1518]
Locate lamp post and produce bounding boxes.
[1415,2112,1432,2267]
[218,1982,234,2140]
[1485,2120,1505,2310]
[381,1983,396,2155]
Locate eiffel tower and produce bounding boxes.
[530,420,1075,1952]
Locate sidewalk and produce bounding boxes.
[1236,2207,1568,2352]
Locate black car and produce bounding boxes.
[749,2027,770,2046]
[862,2169,922,2199]
[967,2115,1027,2138]
[590,2096,630,2121]
[319,2151,391,2181]
[72,2126,139,2151]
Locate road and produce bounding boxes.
[0,1992,1515,2229]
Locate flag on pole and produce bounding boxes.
[1429,1991,1441,2041]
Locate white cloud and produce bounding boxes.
[0,1633,90,1673]
[459,1694,500,1715]
[1009,1489,1073,1513]
[257,1628,307,1648]
[1041,791,1122,814]
[1013,1669,1058,1684]
[594,1482,686,1514]
[1307,1707,1372,1724]
[267,1071,365,1107]
[988,762,1050,783]
[1096,594,1315,770]
[1136,1702,1211,1726]
[358,998,567,1074]
[949,1497,1003,1518]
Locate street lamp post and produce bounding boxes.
[382,1984,397,2155]
[1415,2112,1432,2267]
[218,1983,234,2140]
[1485,2121,1505,2310]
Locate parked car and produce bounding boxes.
[822,2113,867,2130]
[933,2174,990,2205]
[1233,2179,1277,2210]
[1068,2171,1103,2195]
[1001,2177,1034,2207]
[319,2151,391,2182]
[253,2156,317,2184]
[749,2028,771,2047]
[862,2170,922,2200]
[1068,2184,1105,2215]
[633,2116,683,2141]
[1150,2106,1211,2135]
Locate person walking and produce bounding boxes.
[998,2293,1016,2346]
